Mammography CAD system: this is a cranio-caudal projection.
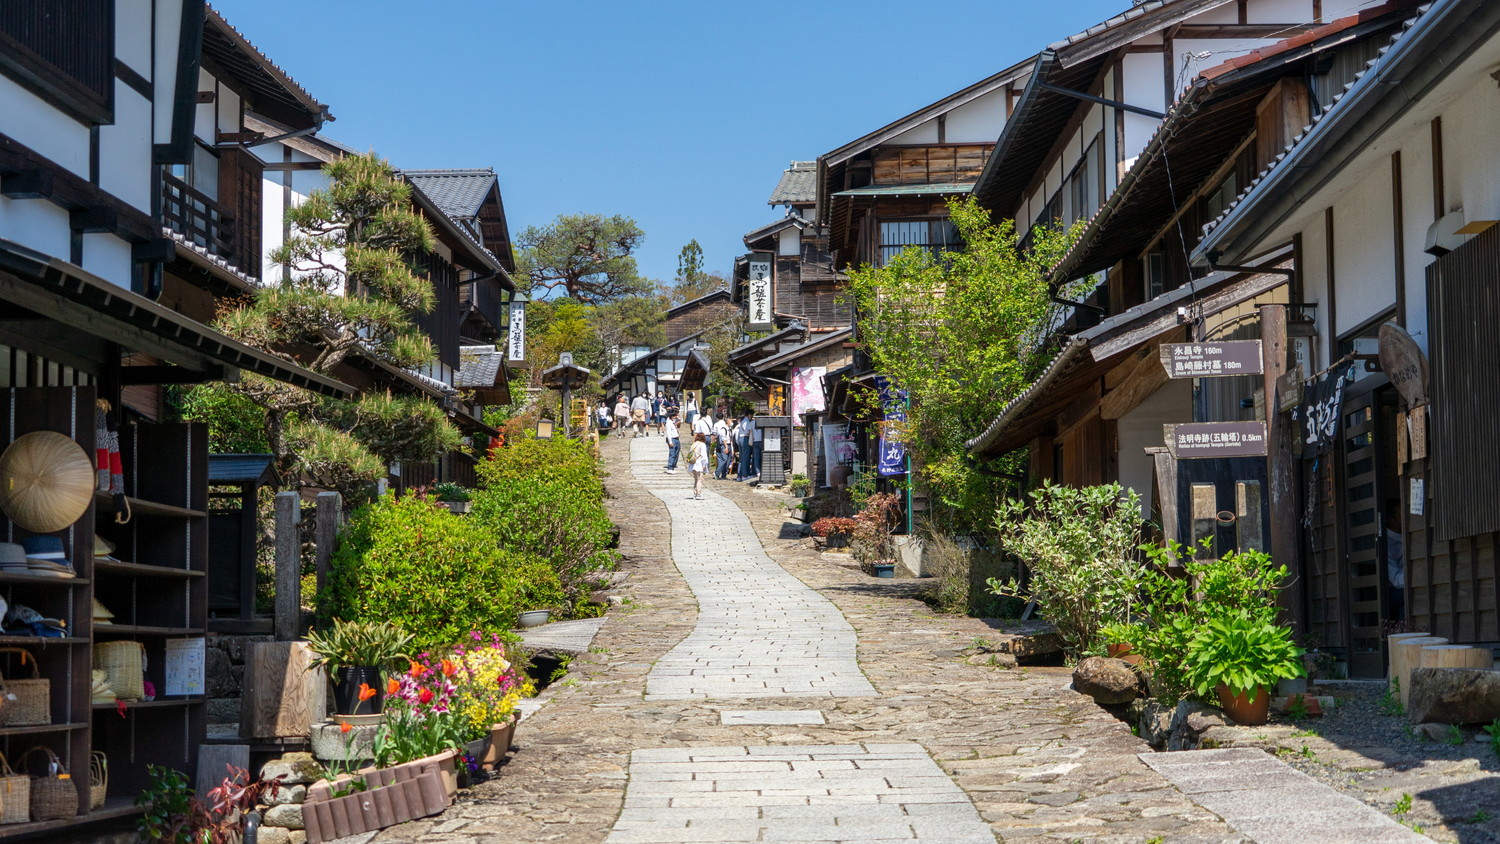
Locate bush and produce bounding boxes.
[988,483,1147,659]
[322,494,564,651]
[917,527,1019,617]
[477,433,602,496]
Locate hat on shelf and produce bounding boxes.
[0,543,26,571]
[0,431,95,532]
[90,669,114,705]
[93,534,115,557]
[91,598,114,625]
[20,536,75,578]
[2,603,67,636]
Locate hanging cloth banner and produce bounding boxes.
[874,375,908,476]
[790,366,827,421]
[1293,362,1353,456]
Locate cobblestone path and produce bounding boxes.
[364,434,1248,844]
[628,440,876,701]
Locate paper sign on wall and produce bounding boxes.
[1410,478,1424,516]
[164,638,206,696]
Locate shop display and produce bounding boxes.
[89,669,114,705]
[18,537,76,579]
[0,544,25,573]
[0,753,28,825]
[89,751,107,811]
[2,606,67,638]
[0,432,94,532]
[93,641,147,701]
[0,649,50,726]
[91,598,115,626]
[20,747,76,822]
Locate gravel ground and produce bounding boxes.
[1206,680,1500,843]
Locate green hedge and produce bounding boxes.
[322,493,564,651]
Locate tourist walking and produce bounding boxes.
[684,392,699,427]
[663,406,681,472]
[596,401,611,433]
[630,392,651,437]
[688,432,709,499]
[735,410,756,481]
[692,405,713,440]
[652,391,665,435]
[713,412,734,480]
[614,395,631,432]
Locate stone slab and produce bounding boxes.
[720,710,828,726]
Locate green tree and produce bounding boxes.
[517,213,648,303]
[669,240,727,305]
[677,239,705,284]
[210,152,461,493]
[844,197,1086,528]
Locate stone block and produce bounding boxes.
[1138,700,1175,749]
[1072,657,1140,705]
[265,784,307,806]
[206,698,240,724]
[205,646,237,698]
[260,755,323,786]
[255,827,290,844]
[1408,667,1500,725]
[262,802,304,829]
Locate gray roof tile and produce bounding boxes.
[402,169,496,220]
[768,161,816,205]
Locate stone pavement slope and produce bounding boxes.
[627,439,875,700]
[359,434,1251,844]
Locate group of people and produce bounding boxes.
[595,390,765,500]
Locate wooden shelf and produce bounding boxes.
[94,560,202,578]
[0,722,86,737]
[0,571,88,586]
[93,625,197,636]
[0,796,142,839]
[0,635,86,645]
[94,491,205,519]
[93,698,202,710]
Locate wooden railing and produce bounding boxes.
[161,172,237,262]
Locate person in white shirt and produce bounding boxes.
[692,410,713,439]
[684,392,700,427]
[712,413,733,479]
[629,393,651,437]
[662,406,681,472]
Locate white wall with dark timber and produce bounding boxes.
[1331,170,1395,336]
[153,0,186,144]
[943,89,1006,141]
[0,195,72,259]
[1118,377,1191,517]
[1248,0,1313,23]
[0,76,91,177]
[888,122,938,144]
[1119,51,1164,171]
[1444,79,1500,227]
[115,0,153,76]
[778,227,800,257]
[83,232,134,288]
[98,81,155,212]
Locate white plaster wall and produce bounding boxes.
[194,69,216,143]
[98,83,154,212]
[82,233,134,288]
[1395,121,1435,352]
[889,121,938,145]
[1117,378,1193,516]
[0,78,90,178]
[1246,0,1313,23]
[217,85,242,137]
[1186,3,1239,24]
[1295,217,1333,366]
[260,172,284,281]
[945,90,1006,142]
[115,0,152,76]
[1443,79,1500,224]
[1121,52,1166,166]
[778,227,800,257]
[153,0,184,144]
[0,197,71,259]
[1332,170,1396,334]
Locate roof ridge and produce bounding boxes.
[205,4,330,118]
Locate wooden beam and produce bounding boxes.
[1262,303,1303,629]
[1174,23,1320,38]
[0,168,53,199]
[1101,343,1172,420]
[273,491,302,642]
[1089,264,1290,360]
[0,132,156,242]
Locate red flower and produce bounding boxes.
[339,721,352,734]
[357,683,376,702]
[386,678,400,696]
[418,688,435,705]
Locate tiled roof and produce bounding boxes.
[456,345,505,388]
[204,6,330,126]
[164,227,259,291]
[1197,5,1432,245]
[401,169,496,220]
[769,161,816,205]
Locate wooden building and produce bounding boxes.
[1192,0,1500,674]
[0,0,351,834]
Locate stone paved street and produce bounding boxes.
[355,434,1290,843]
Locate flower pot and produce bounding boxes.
[331,666,382,716]
[304,770,445,844]
[1106,643,1146,667]
[825,533,849,549]
[443,501,471,514]
[517,610,551,628]
[482,718,517,770]
[872,563,896,579]
[1216,684,1271,726]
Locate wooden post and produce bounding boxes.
[273,491,301,642]
[241,641,327,740]
[314,491,343,600]
[1260,304,1302,628]
[1148,447,1180,567]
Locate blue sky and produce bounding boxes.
[216,0,1125,284]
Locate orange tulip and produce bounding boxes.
[339,721,352,734]
[357,683,376,702]
[440,658,457,677]
[408,661,427,679]
[386,678,400,696]
[418,688,434,705]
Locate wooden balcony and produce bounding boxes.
[160,172,238,266]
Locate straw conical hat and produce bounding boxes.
[0,432,95,532]
[91,598,115,622]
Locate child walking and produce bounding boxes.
[688,433,709,500]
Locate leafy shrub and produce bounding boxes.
[917,526,1019,617]
[477,434,602,496]
[1183,614,1305,698]
[988,483,1148,658]
[810,517,857,538]
[322,494,564,650]
[470,481,616,612]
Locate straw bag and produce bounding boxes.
[0,752,28,825]
[19,747,75,821]
[0,649,49,726]
[88,752,106,810]
[92,641,145,701]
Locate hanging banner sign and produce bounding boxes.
[1291,362,1352,456]
[1159,340,1264,379]
[1164,421,1268,459]
[506,301,527,362]
[874,375,907,476]
[790,366,827,421]
[747,260,773,331]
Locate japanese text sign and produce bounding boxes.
[1159,340,1263,379]
[1164,421,1268,459]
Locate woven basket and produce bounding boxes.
[20,747,75,821]
[0,649,50,726]
[88,751,106,810]
[0,752,28,825]
[92,641,145,701]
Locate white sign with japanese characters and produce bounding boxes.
[507,301,527,362]
[747,261,773,331]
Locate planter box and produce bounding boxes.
[307,750,457,808]
[482,719,517,771]
[303,772,444,843]
[443,501,472,514]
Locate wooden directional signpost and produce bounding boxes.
[1159,339,1263,379]
[1163,421,1268,459]
[1158,339,1268,459]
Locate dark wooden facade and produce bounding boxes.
[666,291,736,346]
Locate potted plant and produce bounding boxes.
[1184,614,1306,726]
[449,632,534,770]
[811,517,857,549]
[432,482,472,514]
[1100,622,1146,667]
[788,473,811,497]
[305,620,413,717]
